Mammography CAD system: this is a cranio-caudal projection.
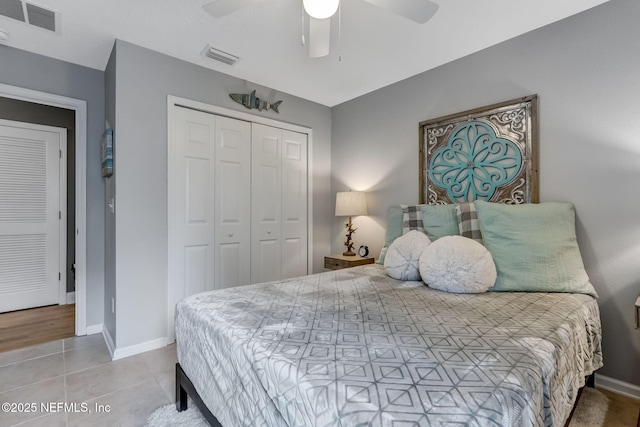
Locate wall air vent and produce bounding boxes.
[202,45,239,66]
[0,1,60,34]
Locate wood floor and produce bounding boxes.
[600,389,640,426]
[0,304,75,353]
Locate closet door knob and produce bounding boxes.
[267,229,272,234]
[228,232,234,237]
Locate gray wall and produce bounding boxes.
[104,45,117,342]
[332,0,640,386]
[0,97,76,294]
[107,40,332,348]
[0,45,105,327]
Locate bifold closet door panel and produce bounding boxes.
[281,130,308,280]
[170,107,216,302]
[250,123,282,284]
[214,116,251,289]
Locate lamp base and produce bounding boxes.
[342,215,357,256]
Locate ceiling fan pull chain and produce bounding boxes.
[301,3,306,46]
[338,2,342,62]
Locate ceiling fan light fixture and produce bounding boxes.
[303,0,339,19]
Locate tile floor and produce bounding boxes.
[1,334,639,426]
[0,334,176,426]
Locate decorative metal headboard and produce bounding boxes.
[419,95,538,205]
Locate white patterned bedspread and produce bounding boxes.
[176,264,602,427]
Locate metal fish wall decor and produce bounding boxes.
[229,90,282,113]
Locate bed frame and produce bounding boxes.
[176,362,594,427]
[176,363,222,427]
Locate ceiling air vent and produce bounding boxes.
[202,45,239,66]
[0,1,60,34]
[0,0,26,22]
[25,3,56,32]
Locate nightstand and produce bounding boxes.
[324,254,374,270]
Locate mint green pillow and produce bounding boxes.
[378,205,459,264]
[377,206,404,264]
[384,206,404,247]
[421,204,459,241]
[474,200,597,297]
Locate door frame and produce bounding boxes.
[0,84,88,336]
[166,95,314,343]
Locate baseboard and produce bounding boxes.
[66,292,75,304]
[85,323,103,335]
[112,336,168,361]
[595,373,640,400]
[100,325,168,361]
[102,325,116,360]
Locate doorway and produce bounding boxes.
[0,83,88,337]
[166,96,313,343]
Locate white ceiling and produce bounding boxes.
[0,0,609,107]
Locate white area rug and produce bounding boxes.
[147,399,208,427]
[568,387,609,427]
[147,388,609,426]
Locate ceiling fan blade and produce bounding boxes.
[308,17,331,58]
[202,0,264,18]
[362,0,438,24]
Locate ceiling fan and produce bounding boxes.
[202,0,439,58]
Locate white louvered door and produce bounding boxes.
[0,119,65,313]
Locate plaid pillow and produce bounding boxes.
[401,205,425,234]
[456,202,483,243]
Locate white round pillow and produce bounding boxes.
[419,235,496,293]
[384,230,431,281]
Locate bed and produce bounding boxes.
[175,97,603,426]
[176,263,602,426]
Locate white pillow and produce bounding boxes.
[384,230,431,281]
[419,235,496,293]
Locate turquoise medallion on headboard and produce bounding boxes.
[419,95,538,205]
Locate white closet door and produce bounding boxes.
[214,116,251,288]
[169,107,216,307]
[281,130,308,279]
[251,123,282,284]
[0,120,64,313]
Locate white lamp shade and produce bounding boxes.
[303,0,340,19]
[335,191,368,217]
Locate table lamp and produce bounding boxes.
[335,191,367,256]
